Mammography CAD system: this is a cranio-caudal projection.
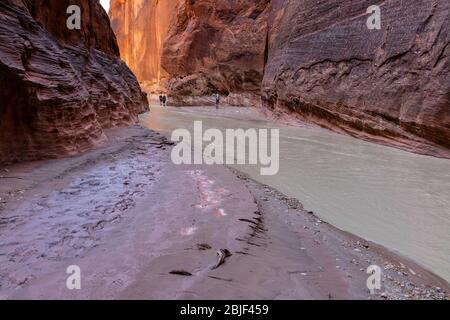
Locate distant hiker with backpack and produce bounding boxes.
[215,93,221,109]
[162,95,167,107]
[159,95,163,106]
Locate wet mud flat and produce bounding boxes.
[0,126,172,296]
[206,169,449,300]
[0,126,448,299]
[141,106,450,284]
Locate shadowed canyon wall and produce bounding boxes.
[0,0,148,165]
[110,0,449,157]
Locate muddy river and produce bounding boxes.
[140,106,450,282]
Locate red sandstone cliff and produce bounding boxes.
[110,0,271,106]
[0,0,148,165]
[110,0,449,157]
[109,0,179,89]
[262,0,450,157]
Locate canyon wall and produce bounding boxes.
[110,0,271,106]
[161,0,271,106]
[109,0,179,89]
[110,0,449,157]
[0,0,148,165]
[263,0,450,157]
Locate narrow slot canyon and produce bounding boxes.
[0,0,448,302]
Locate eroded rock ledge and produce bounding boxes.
[0,0,148,165]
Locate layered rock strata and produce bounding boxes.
[110,0,449,157]
[110,0,271,106]
[0,0,148,165]
[262,0,450,157]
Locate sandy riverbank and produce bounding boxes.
[0,125,448,299]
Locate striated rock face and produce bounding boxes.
[162,0,271,105]
[0,0,148,165]
[110,0,449,157]
[110,0,271,106]
[109,0,180,89]
[262,0,450,157]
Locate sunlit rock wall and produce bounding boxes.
[110,0,271,106]
[110,0,180,89]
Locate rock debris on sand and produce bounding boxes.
[170,270,193,277]
[211,249,232,270]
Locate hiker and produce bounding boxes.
[162,95,167,107]
[215,93,220,109]
[159,95,163,106]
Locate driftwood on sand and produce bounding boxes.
[211,249,232,270]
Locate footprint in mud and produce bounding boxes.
[80,179,102,187]
[109,278,125,290]
[92,220,108,231]
[0,143,166,287]
[197,243,212,251]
